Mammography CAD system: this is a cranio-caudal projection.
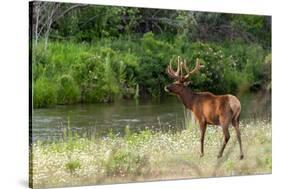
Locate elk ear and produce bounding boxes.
[184,81,192,86]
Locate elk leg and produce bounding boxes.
[233,124,244,160]
[217,126,230,158]
[199,123,207,157]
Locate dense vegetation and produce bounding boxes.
[31,2,271,108]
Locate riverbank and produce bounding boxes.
[30,120,271,188]
[32,36,271,108]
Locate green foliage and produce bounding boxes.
[103,148,149,177]
[33,36,270,107]
[33,77,58,108]
[32,4,271,107]
[33,41,141,106]
[177,41,270,94]
[248,52,271,92]
[65,160,81,173]
[103,53,120,99]
[137,32,177,97]
[184,42,230,93]
[230,15,271,48]
[77,51,121,103]
[46,4,270,49]
[126,130,153,146]
[57,74,80,104]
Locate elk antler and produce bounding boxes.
[166,56,182,80]
[183,58,205,80]
[166,57,204,82]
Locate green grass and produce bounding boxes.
[32,38,271,108]
[30,120,271,188]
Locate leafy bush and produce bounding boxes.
[185,42,229,93]
[248,52,271,92]
[73,51,120,103]
[33,77,58,108]
[137,32,178,97]
[57,74,80,104]
[32,37,270,107]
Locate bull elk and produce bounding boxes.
[164,56,244,159]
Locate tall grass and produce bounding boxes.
[31,119,271,188]
[32,36,271,108]
[57,74,80,104]
[33,77,58,108]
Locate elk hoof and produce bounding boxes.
[200,153,204,158]
[240,154,244,160]
[217,154,222,159]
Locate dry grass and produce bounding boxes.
[30,120,271,188]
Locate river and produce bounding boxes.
[31,93,271,142]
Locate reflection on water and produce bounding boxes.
[31,93,271,142]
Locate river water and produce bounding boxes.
[31,93,271,142]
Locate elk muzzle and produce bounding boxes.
[164,85,170,92]
[164,84,173,93]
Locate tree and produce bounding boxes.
[31,1,83,49]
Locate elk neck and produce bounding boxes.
[177,87,196,110]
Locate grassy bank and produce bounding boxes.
[32,35,271,108]
[31,120,271,188]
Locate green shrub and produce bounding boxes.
[57,74,80,104]
[137,32,178,97]
[33,77,58,108]
[74,51,120,103]
[32,38,270,106]
[183,42,231,94]
[65,160,81,173]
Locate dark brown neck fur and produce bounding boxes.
[177,87,195,110]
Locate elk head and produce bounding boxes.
[164,56,204,95]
